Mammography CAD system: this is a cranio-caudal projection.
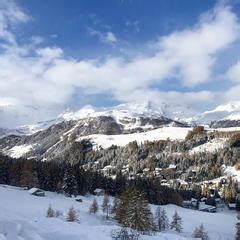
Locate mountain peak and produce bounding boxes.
[60,101,165,122]
[212,101,240,113]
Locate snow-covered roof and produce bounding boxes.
[168,164,177,169]
[28,188,43,194]
[93,188,104,193]
[199,204,216,211]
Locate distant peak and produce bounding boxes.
[213,101,240,112]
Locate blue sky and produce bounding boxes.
[1,0,240,127]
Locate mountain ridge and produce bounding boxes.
[2,101,240,139]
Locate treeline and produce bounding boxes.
[0,154,197,205]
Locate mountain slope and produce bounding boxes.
[0,102,188,160]
[189,101,240,126]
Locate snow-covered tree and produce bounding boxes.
[236,213,240,240]
[111,228,139,240]
[155,207,169,232]
[67,207,77,222]
[62,167,77,197]
[170,211,183,233]
[116,188,153,233]
[46,205,54,218]
[192,224,209,240]
[102,194,111,219]
[89,198,98,214]
[111,197,119,215]
[20,161,39,188]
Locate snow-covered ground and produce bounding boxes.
[77,127,191,149]
[0,185,236,240]
[190,138,227,154]
[222,165,240,182]
[189,101,240,125]
[3,144,34,158]
[208,127,240,132]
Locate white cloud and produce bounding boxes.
[0,1,240,127]
[226,61,240,82]
[105,31,117,43]
[0,0,29,44]
[157,5,240,86]
[87,27,117,44]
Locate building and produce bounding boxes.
[199,205,217,213]
[93,188,105,196]
[228,203,236,210]
[182,198,199,210]
[28,188,45,197]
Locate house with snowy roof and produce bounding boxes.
[28,188,45,197]
[93,188,105,196]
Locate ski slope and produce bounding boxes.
[0,185,236,240]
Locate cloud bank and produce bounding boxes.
[0,1,240,127]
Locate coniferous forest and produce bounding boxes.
[0,153,196,205]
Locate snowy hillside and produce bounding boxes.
[0,185,236,240]
[189,101,240,125]
[78,126,191,149]
[0,101,185,139]
[190,138,227,154]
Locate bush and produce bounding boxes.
[185,126,205,140]
[111,228,139,240]
[46,205,54,218]
[89,198,99,214]
[192,224,209,240]
[67,207,77,222]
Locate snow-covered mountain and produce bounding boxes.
[1,101,240,160]
[4,100,240,140]
[0,101,186,139]
[0,101,189,161]
[185,101,240,127]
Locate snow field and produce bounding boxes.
[190,138,227,154]
[77,127,191,149]
[0,185,236,240]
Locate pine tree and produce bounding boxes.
[62,167,77,197]
[111,228,140,240]
[170,211,183,233]
[237,222,240,240]
[192,224,209,240]
[46,205,54,218]
[20,161,39,188]
[89,198,99,214]
[155,207,169,232]
[102,194,111,219]
[116,188,153,234]
[225,186,234,203]
[236,213,240,240]
[67,207,77,222]
[111,197,119,215]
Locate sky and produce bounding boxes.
[1,0,240,127]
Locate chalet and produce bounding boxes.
[93,188,105,196]
[28,188,45,197]
[228,203,236,210]
[75,197,83,202]
[200,197,207,203]
[182,198,199,210]
[199,205,217,213]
